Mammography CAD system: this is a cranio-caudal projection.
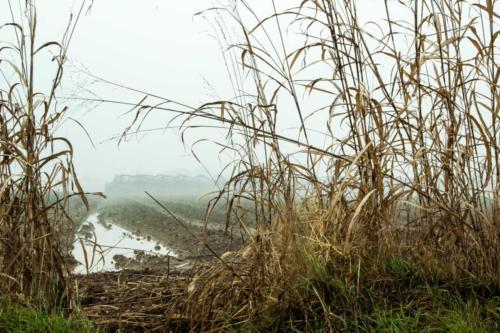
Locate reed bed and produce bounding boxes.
[1,0,498,331]
[121,0,499,330]
[0,0,90,308]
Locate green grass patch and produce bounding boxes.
[232,254,500,333]
[0,301,96,333]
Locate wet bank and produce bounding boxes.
[72,213,176,273]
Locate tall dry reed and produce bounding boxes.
[162,0,498,329]
[88,0,498,329]
[0,1,89,307]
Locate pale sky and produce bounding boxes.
[0,0,424,191]
[1,0,244,190]
[43,0,238,190]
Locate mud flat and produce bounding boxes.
[97,199,245,260]
[72,213,176,273]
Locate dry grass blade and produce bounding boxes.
[151,0,499,331]
[0,0,92,308]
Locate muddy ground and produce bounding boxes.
[70,197,251,331]
[71,197,249,331]
[73,197,248,271]
[76,269,191,332]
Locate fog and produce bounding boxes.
[1,0,400,191]
[39,0,238,191]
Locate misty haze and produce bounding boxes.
[0,1,498,332]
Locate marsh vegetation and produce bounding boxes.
[1,0,499,332]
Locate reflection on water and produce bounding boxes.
[72,213,175,273]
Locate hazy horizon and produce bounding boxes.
[1,0,412,192]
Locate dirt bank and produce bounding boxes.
[97,199,245,260]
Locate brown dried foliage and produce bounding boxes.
[163,0,499,330]
[0,1,89,307]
